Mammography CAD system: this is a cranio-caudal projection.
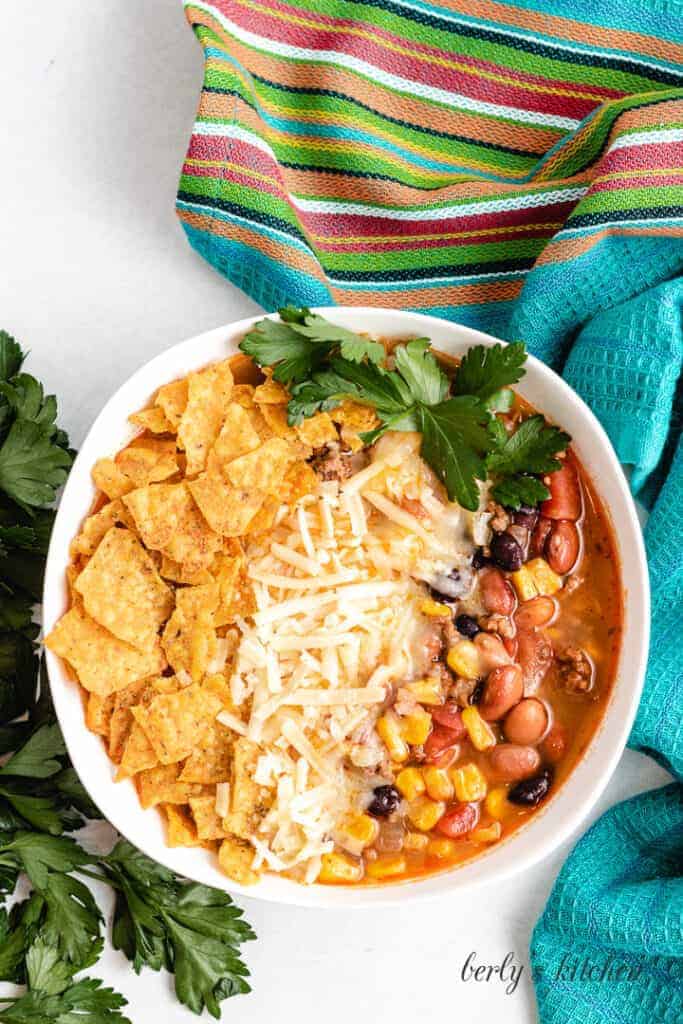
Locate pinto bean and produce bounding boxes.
[530,517,552,559]
[479,665,523,722]
[517,630,554,694]
[431,704,466,737]
[514,596,556,631]
[424,725,460,761]
[479,568,516,616]
[545,521,580,575]
[503,698,548,745]
[474,631,511,672]
[540,723,567,764]
[489,744,541,782]
[436,801,479,838]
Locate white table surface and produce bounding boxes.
[0,3,672,1022]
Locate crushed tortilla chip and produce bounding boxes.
[159,556,212,586]
[257,403,296,440]
[177,359,234,475]
[295,412,338,449]
[129,406,175,434]
[92,458,133,500]
[131,682,222,764]
[136,762,199,809]
[74,527,173,650]
[189,794,228,840]
[117,721,159,777]
[123,483,220,573]
[162,583,218,681]
[179,720,233,783]
[45,606,165,695]
[163,803,201,846]
[225,437,295,494]
[155,378,188,428]
[253,375,288,405]
[86,693,114,736]
[107,677,160,763]
[222,738,272,840]
[280,462,318,504]
[188,472,265,538]
[218,835,259,885]
[244,494,280,536]
[116,438,178,487]
[207,404,261,472]
[70,500,130,559]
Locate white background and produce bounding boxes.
[0,3,672,1022]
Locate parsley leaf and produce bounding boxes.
[417,399,493,511]
[0,977,130,1024]
[393,339,449,406]
[0,333,24,382]
[490,474,550,509]
[486,414,570,476]
[25,937,75,996]
[453,341,526,400]
[0,421,72,510]
[0,724,65,779]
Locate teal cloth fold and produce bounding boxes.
[514,257,683,1021]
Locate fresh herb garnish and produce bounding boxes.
[240,309,570,511]
[0,332,255,1022]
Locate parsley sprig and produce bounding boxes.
[0,332,255,1023]
[240,309,570,510]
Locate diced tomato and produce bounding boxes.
[424,724,461,760]
[430,704,466,737]
[436,802,479,838]
[541,463,581,521]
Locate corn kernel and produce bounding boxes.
[447,639,481,679]
[400,707,432,745]
[485,787,511,820]
[407,795,446,832]
[423,766,454,801]
[420,598,452,617]
[365,853,406,879]
[426,837,457,859]
[511,565,538,601]
[405,677,443,705]
[377,712,409,762]
[450,762,487,802]
[396,766,426,801]
[461,706,496,751]
[318,851,363,884]
[337,814,379,855]
[471,821,502,844]
[403,831,429,851]
[526,558,563,596]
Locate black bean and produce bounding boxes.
[469,678,485,705]
[472,547,490,570]
[490,531,524,572]
[367,784,401,818]
[428,584,456,607]
[456,614,480,638]
[508,769,553,806]
[512,504,539,531]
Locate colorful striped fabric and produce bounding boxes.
[177,0,683,332]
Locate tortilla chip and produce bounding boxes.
[123,483,220,573]
[188,472,265,538]
[116,439,178,487]
[45,606,165,696]
[92,458,133,500]
[189,794,228,840]
[222,738,272,840]
[229,384,256,407]
[207,404,261,472]
[295,412,338,449]
[162,583,218,681]
[70,500,130,559]
[257,404,296,440]
[131,682,222,765]
[280,462,318,504]
[178,359,234,475]
[107,677,160,763]
[225,437,295,494]
[253,376,288,404]
[209,553,244,627]
[179,720,233,783]
[330,400,380,452]
[218,835,259,885]
[129,406,174,434]
[85,693,114,736]
[117,721,159,777]
[202,672,241,712]
[159,555,212,586]
[136,762,198,809]
[163,803,201,846]
[74,527,173,651]
[244,494,280,536]
[155,378,188,429]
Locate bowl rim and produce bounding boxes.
[43,307,650,908]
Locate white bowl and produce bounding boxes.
[43,308,649,908]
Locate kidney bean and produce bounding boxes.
[424,725,460,761]
[508,768,553,807]
[545,520,580,575]
[429,746,460,769]
[515,596,556,631]
[517,630,554,693]
[540,723,566,764]
[490,531,524,572]
[479,665,524,722]
[503,698,548,745]
[502,636,518,660]
[513,505,539,531]
[431,704,466,736]
[436,801,479,838]
[530,516,552,558]
[479,567,516,616]
[489,743,541,782]
[474,632,512,672]
[541,463,581,521]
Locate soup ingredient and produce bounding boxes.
[490,531,524,571]
[540,463,582,520]
[455,613,480,638]
[435,802,479,838]
[367,784,401,818]
[241,310,569,511]
[489,744,542,782]
[480,665,524,721]
[508,769,554,806]
[545,520,581,574]
[504,698,549,745]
